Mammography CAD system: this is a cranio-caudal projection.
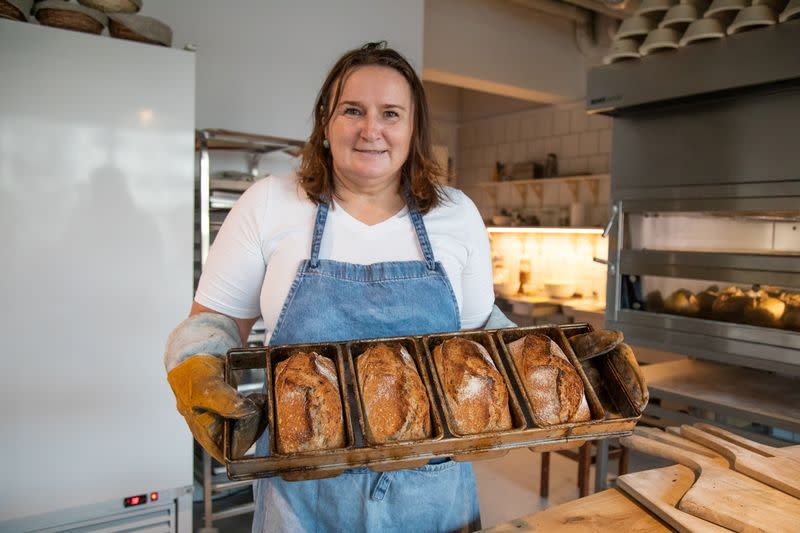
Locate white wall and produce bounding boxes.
[424,0,587,103]
[144,0,424,140]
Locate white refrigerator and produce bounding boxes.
[0,19,195,531]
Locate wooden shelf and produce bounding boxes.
[478,173,610,187]
[478,174,609,205]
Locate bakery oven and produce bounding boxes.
[587,21,800,377]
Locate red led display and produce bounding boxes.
[124,494,147,507]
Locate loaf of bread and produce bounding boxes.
[784,306,800,331]
[568,329,624,361]
[508,334,591,426]
[608,343,648,413]
[743,296,786,328]
[664,289,700,316]
[432,337,512,435]
[274,351,345,453]
[356,343,431,443]
[712,293,754,322]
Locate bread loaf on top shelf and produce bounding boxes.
[507,334,591,426]
[274,351,345,454]
[356,343,431,443]
[432,337,512,435]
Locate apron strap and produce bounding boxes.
[408,207,436,271]
[309,201,329,268]
[310,192,436,271]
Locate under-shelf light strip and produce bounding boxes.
[487,227,605,235]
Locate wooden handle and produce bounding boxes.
[621,434,714,473]
[694,423,777,457]
[681,425,748,464]
[635,427,720,459]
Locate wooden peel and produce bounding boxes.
[634,427,729,465]
[618,428,731,533]
[617,465,732,533]
[695,423,800,462]
[621,433,800,532]
[681,425,800,499]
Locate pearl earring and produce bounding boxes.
[323,139,330,149]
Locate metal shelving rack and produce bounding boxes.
[194,128,304,531]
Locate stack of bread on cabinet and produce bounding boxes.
[649,284,800,331]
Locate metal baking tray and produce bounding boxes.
[496,326,606,436]
[346,337,445,471]
[423,330,529,461]
[222,323,642,481]
[559,323,642,443]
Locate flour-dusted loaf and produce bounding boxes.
[432,337,512,435]
[508,334,591,426]
[356,343,431,443]
[274,350,345,453]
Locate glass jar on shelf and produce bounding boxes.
[519,257,532,295]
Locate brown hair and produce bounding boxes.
[297,41,447,214]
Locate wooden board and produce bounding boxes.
[682,425,800,499]
[617,465,732,533]
[479,488,670,532]
[621,434,800,532]
[634,427,730,464]
[695,423,800,462]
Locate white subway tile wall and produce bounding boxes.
[457,102,613,222]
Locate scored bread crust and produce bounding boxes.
[432,337,512,435]
[356,343,431,443]
[508,334,590,426]
[274,351,345,453]
[608,342,648,412]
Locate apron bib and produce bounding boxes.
[252,200,481,533]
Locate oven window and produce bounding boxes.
[626,211,800,255]
[620,274,800,332]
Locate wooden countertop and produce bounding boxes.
[480,488,670,532]
[498,295,606,314]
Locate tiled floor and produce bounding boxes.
[192,445,668,532]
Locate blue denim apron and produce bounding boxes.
[252,200,481,533]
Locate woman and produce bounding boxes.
[164,41,513,533]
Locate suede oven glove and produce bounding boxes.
[164,313,266,463]
[167,355,266,463]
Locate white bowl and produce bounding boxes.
[680,0,711,11]
[705,0,747,25]
[660,3,699,29]
[544,282,577,299]
[780,0,800,21]
[639,28,681,55]
[727,4,777,33]
[636,0,677,18]
[603,38,642,64]
[615,15,657,39]
[680,17,727,44]
[753,0,788,11]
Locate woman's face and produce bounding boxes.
[325,65,414,191]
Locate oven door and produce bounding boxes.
[605,191,800,376]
